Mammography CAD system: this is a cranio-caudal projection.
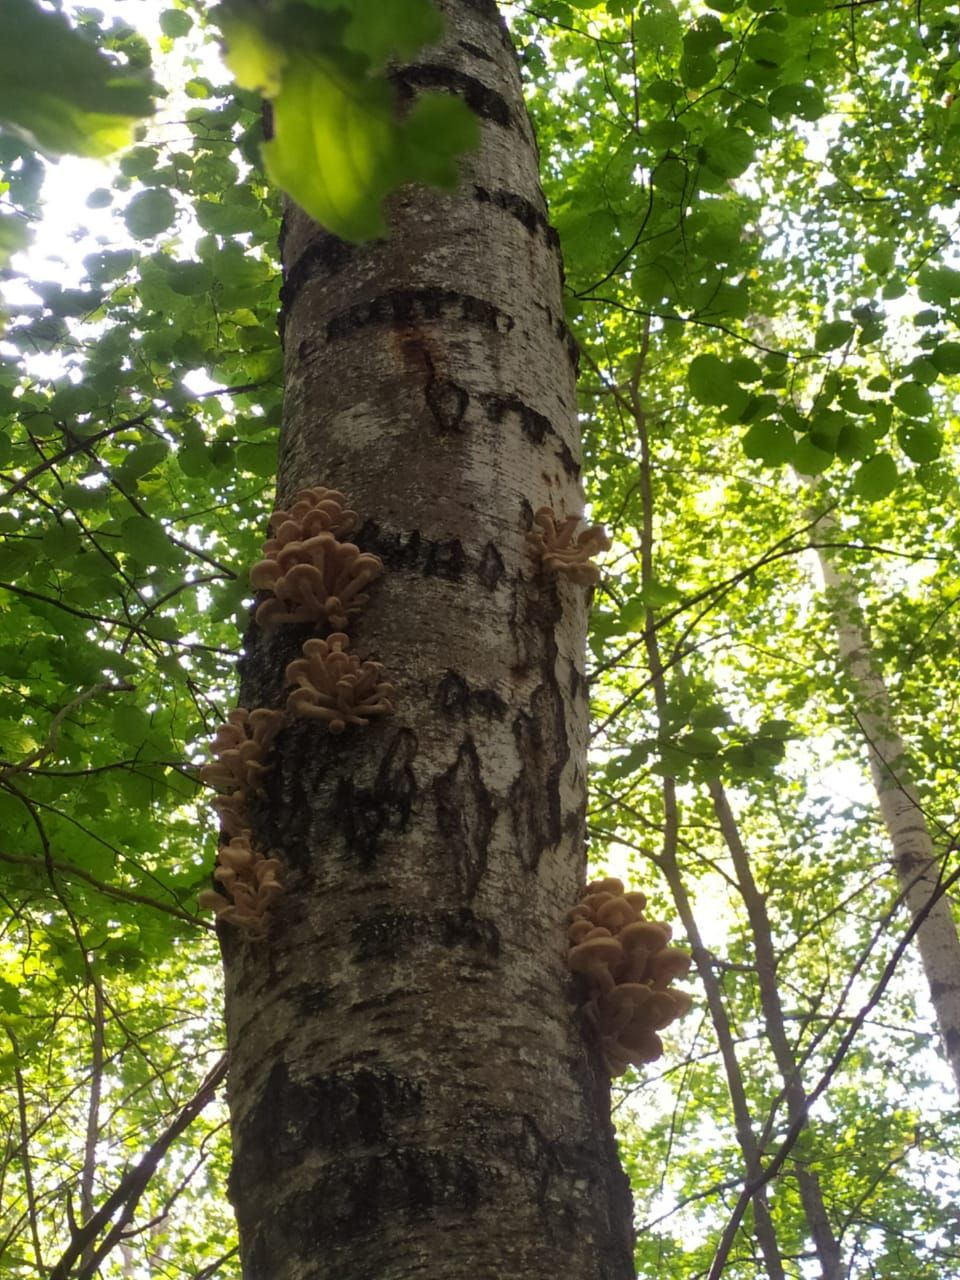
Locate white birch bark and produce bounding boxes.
[812,504,960,1095]
[218,3,636,1277]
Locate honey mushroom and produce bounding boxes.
[201,486,394,937]
[284,632,395,733]
[566,876,693,1075]
[527,505,610,586]
[198,832,284,940]
[261,487,359,556]
[200,706,285,796]
[251,533,384,630]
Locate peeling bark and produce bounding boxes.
[218,4,634,1277]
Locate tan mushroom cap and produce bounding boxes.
[596,896,636,931]
[568,935,624,973]
[632,989,680,1031]
[620,1027,664,1064]
[618,920,671,953]
[585,876,625,896]
[568,919,594,943]
[648,946,692,988]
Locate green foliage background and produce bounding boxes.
[0,0,958,1276]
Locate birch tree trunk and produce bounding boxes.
[812,504,960,1095]
[218,3,635,1277]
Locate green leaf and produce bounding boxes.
[742,421,795,465]
[342,0,445,68]
[814,320,855,352]
[688,354,740,406]
[700,127,755,179]
[681,728,722,756]
[236,442,277,477]
[853,453,899,499]
[116,441,168,481]
[0,212,30,264]
[917,265,960,305]
[896,422,941,463]
[164,260,214,296]
[768,83,826,121]
[263,55,398,241]
[835,423,871,461]
[679,53,716,88]
[930,342,960,375]
[399,93,480,189]
[892,381,933,416]
[120,515,178,565]
[0,0,155,157]
[123,188,177,239]
[159,9,194,38]
[791,437,832,475]
[864,242,895,275]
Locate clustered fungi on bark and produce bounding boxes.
[198,833,283,939]
[285,633,395,733]
[198,487,392,937]
[567,877,693,1076]
[199,707,285,795]
[250,534,384,630]
[527,505,610,585]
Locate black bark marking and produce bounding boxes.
[425,374,470,433]
[334,729,418,868]
[517,1113,566,1211]
[558,316,581,374]
[233,1063,423,1196]
[459,39,494,61]
[283,981,335,1017]
[473,185,561,252]
[509,681,567,872]
[247,1148,489,1259]
[569,661,589,702]
[434,737,497,898]
[424,536,467,580]
[479,391,579,478]
[356,521,466,582]
[435,669,507,720]
[351,906,500,961]
[278,234,357,332]
[326,288,514,343]
[477,539,505,590]
[393,65,512,127]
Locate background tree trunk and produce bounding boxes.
[812,501,960,1095]
[218,3,635,1277]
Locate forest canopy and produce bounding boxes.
[1,0,959,1277]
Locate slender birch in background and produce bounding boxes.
[811,498,960,1095]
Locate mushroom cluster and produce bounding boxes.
[527,506,609,585]
[200,707,285,796]
[567,877,693,1076]
[262,486,358,555]
[200,483,394,937]
[285,633,395,733]
[250,532,384,630]
[198,833,283,939]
